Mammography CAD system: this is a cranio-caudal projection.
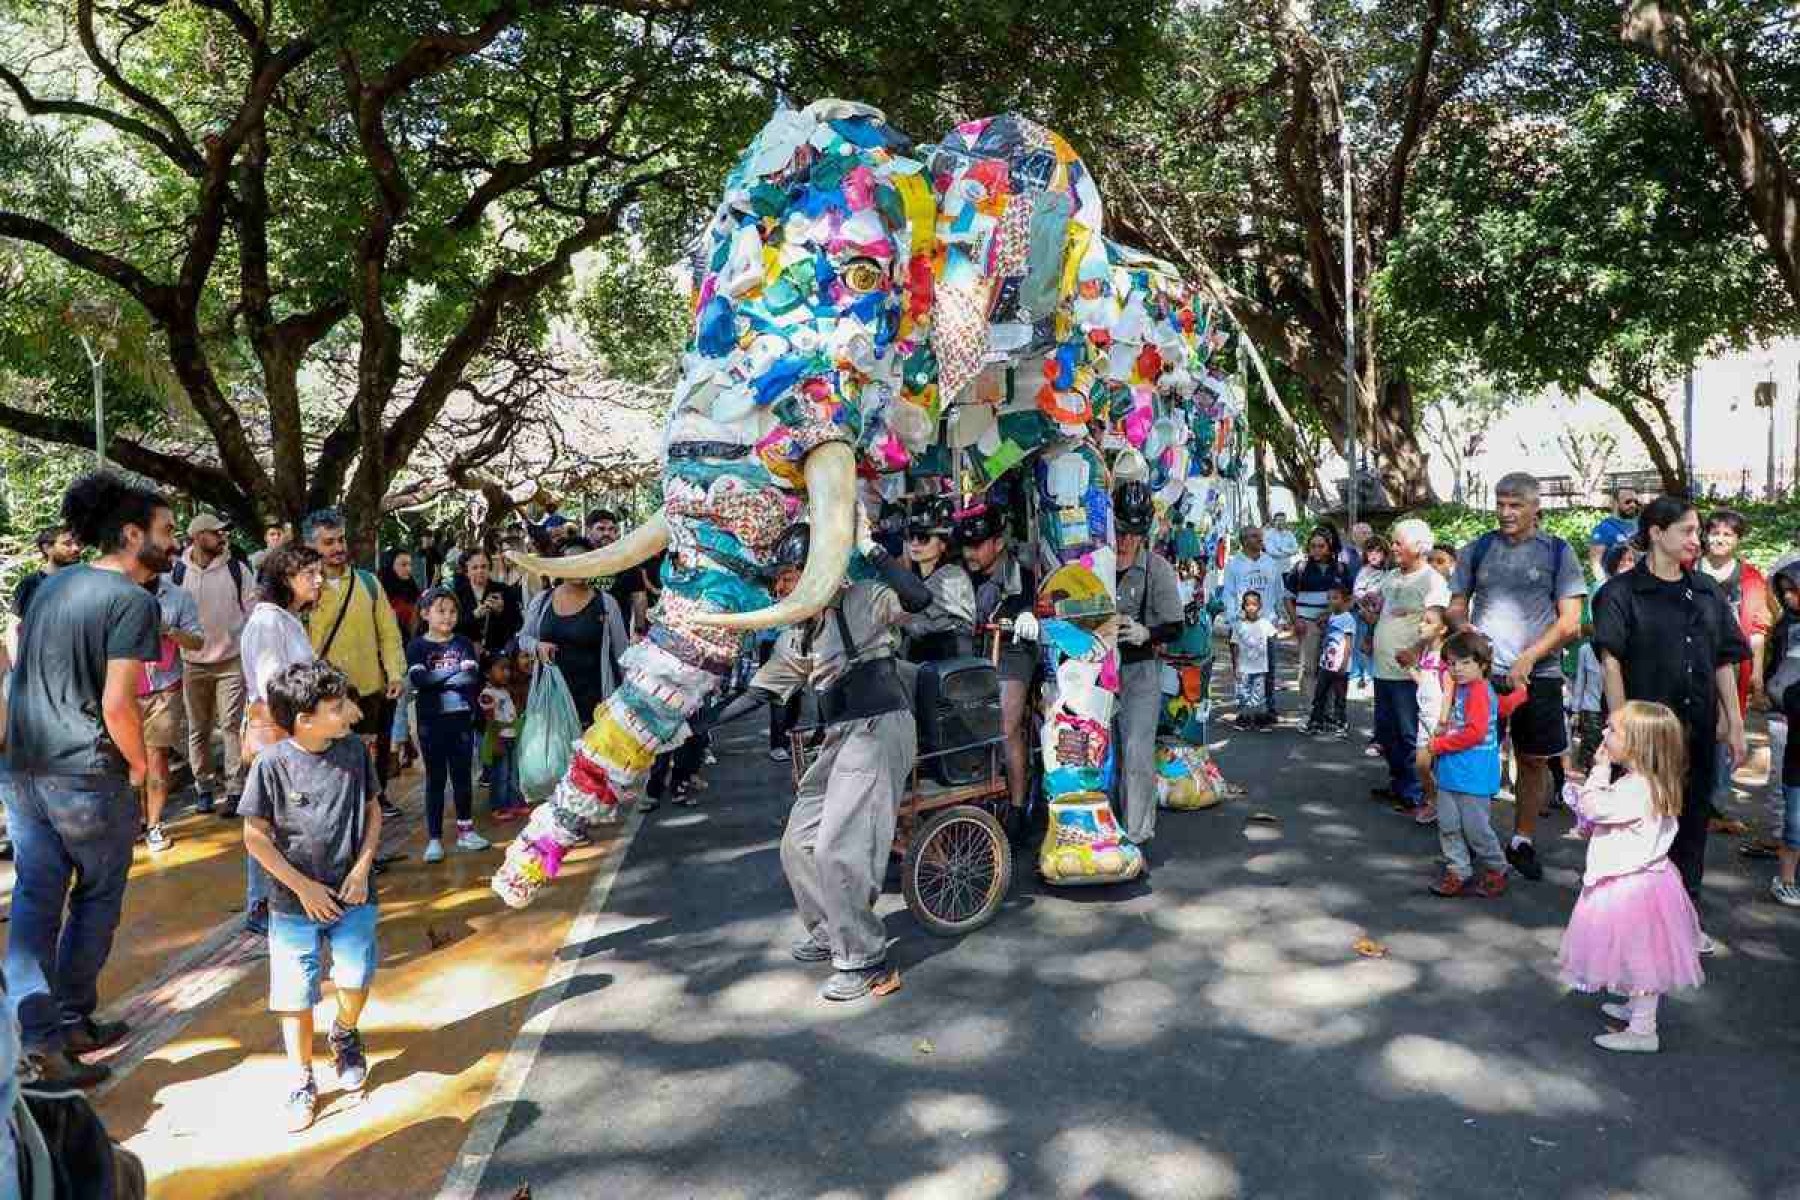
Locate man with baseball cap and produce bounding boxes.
[172,512,255,814]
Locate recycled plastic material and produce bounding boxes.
[493,96,1251,910]
[1156,741,1228,811]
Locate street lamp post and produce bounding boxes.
[65,299,121,467]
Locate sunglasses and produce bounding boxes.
[908,531,941,542]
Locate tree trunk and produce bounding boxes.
[1622,0,1800,311]
[1252,437,1271,524]
[1590,380,1688,495]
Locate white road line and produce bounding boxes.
[437,806,647,1200]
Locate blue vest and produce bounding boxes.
[1435,682,1503,797]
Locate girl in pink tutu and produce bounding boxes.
[1559,700,1704,1053]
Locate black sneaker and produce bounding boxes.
[194,791,216,815]
[217,796,241,819]
[330,1024,368,1090]
[821,964,894,1002]
[378,797,403,820]
[286,1075,318,1133]
[25,1048,110,1090]
[65,1016,130,1057]
[1505,840,1544,881]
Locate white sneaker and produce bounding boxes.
[423,839,445,863]
[1594,1030,1659,1053]
[145,824,172,853]
[1601,1001,1633,1024]
[768,747,790,763]
[1771,878,1800,908]
[455,828,491,852]
[1697,931,1718,956]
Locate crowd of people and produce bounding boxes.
[0,475,658,1126]
[1,457,1794,1157]
[1211,473,1794,1051]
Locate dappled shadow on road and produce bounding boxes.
[478,706,1800,1200]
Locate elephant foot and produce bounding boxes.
[1035,792,1144,886]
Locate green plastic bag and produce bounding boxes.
[518,662,582,801]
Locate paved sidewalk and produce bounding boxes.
[472,709,1800,1200]
[41,770,633,1200]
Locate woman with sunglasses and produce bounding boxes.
[899,497,976,662]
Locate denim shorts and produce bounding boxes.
[1784,786,1800,851]
[267,903,379,1012]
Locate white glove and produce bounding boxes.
[1118,616,1150,647]
[854,502,878,557]
[1012,612,1040,643]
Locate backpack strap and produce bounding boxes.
[1468,530,1570,606]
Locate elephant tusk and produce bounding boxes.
[508,513,670,580]
[689,442,856,631]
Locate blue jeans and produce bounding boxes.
[420,714,474,839]
[1350,617,1373,683]
[489,741,520,812]
[1373,679,1422,805]
[267,903,379,1012]
[2,772,138,1051]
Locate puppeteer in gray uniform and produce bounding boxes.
[719,519,931,1001]
[1111,481,1185,847]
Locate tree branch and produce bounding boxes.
[0,398,253,524]
[0,211,173,316]
[1621,0,1800,310]
[1384,0,1450,241]
[190,0,263,48]
[0,64,204,177]
[75,0,202,170]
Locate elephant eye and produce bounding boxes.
[840,258,886,295]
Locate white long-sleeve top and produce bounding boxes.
[1220,553,1289,628]
[1572,770,1678,887]
[240,602,317,704]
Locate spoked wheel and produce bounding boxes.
[903,805,1013,937]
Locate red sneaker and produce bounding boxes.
[1476,868,1509,898]
[1429,870,1467,897]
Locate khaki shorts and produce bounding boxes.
[141,687,185,750]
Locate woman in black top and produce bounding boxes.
[1592,495,1749,923]
[518,537,629,729]
[453,548,523,653]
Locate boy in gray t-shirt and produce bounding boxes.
[240,660,382,1133]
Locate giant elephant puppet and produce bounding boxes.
[492,101,1243,908]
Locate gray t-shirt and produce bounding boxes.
[237,736,378,915]
[1451,531,1586,677]
[7,564,160,776]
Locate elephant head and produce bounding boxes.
[494,99,940,906]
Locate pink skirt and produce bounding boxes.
[1558,861,1704,995]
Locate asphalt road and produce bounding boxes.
[475,690,1800,1200]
